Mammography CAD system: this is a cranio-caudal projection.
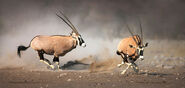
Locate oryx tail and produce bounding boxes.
[17,45,30,58]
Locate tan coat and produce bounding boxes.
[30,35,77,57]
[117,35,141,58]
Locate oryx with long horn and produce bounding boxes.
[17,11,86,70]
[116,20,148,74]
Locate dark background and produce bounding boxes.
[0,0,185,40]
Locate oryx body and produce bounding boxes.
[30,35,77,56]
[117,35,141,61]
[17,11,86,70]
[116,23,148,75]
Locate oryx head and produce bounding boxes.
[129,42,148,60]
[56,11,86,48]
[127,19,148,60]
[70,32,86,47]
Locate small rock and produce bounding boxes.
[144,70,149,73]
[67,79,71,82]
[57,75,60,78]
[46,84,49,88]
[79,76,82,78]
[144,73,148,76]
[163,65,175,69]
[176,77,179,80]
[57,73,67,78]
[156,64,164,68]
[60,73,67,76]
[112,84,115,87]
[97,83,101,85]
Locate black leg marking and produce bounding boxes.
[127,57,134,63]
[120,53,128,63]
[44,59,51,65]
[38,51,44,60]
[53,56,59,62]
[38,51,51,65]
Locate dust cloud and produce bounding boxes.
[0,0,185,69]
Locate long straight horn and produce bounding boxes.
[59,11,79,35]
[56,13,74,31]
[126,24,138,45]
[138,19,143,45]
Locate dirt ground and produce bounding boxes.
[0,66,184,88]
[0,40,184,88]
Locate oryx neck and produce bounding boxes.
[71,36,79,46]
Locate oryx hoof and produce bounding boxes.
[117,64,122,68]
[54,65,60,70]
[47,65,60,71]
[135,68,139,73]
[121,72,126,75]
[121,70,126,75]
[47,65,54,70]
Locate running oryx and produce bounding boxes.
[17,11,86,70]
[116,21,148,74]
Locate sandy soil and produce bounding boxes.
[0,66,184,88]
[0,40,184,88]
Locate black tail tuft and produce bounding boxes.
[17,45,30,58]
[116,50,121,55]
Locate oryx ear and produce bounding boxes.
[145,42,148,47]
[129,45,133,48]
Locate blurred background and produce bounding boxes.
[0,0,184,70]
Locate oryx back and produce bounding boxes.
[30,35,77,56]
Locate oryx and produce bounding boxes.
[116,21,148,74]
[17,11,86,70]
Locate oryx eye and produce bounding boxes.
[139,46,142,48]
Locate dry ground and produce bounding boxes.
[0,40,185,88]
[0,66,184,88]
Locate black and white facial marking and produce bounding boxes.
[71,32,86,47]
[77,35,86,47]
[137,43,148,60]
[129,42,148,60]
[137,47,144,60]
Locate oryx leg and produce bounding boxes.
[50,56,60,70]
[121,63,131,75]
[117,53,127,67]
[38,51,51,67]
[127,57,139,73]
[131,63,139,73]
[117,61,124,67]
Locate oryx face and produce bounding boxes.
[77,35,86,47]
[129,42,148,60]
[71,32,86,47]
[137,43,148,60]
